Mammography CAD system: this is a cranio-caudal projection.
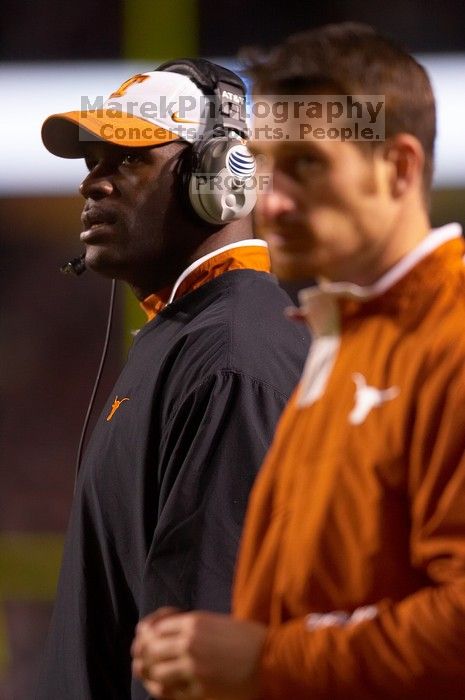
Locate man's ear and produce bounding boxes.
[383,133,425,198]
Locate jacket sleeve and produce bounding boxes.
[256,353,465,700]
[140,369,289,616]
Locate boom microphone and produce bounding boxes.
[60,253,86,276]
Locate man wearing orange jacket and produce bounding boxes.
[132,24,465,699]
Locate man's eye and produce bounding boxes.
[121,152,142,166]
[85,158,97,172]
[295,154,318,169]
[292,154,323,180]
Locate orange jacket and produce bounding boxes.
[233,225,465,699]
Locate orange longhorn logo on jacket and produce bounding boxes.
[106,396,130,421]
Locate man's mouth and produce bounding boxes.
[80,210,118,241]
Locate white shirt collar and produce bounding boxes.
[168,239,268,304]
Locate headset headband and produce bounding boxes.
[156,58,248,139]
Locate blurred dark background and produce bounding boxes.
[1,1,464,697]
[2,0,465,58]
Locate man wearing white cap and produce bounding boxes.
[36,59,309,699]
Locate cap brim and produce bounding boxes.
[42,110,181,158]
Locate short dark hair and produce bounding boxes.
[243,22,436,195]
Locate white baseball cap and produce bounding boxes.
[42,70,214,158]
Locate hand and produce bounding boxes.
[131,608,267,700]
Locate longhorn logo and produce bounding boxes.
[349,373,399,425]
[109,74,149,99]
[106,396,130,421]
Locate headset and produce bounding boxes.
[156,58,257,225]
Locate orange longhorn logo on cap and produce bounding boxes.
[110,74,149,99]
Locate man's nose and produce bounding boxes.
[79,168,114,199]
[257,175,296,222]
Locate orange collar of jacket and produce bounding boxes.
[293,226,464,330]
[140,243,271,322]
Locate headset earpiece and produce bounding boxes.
[188,132,257,225]
[156,59,257,225]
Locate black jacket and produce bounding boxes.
[36,269,310,699]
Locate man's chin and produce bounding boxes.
[84,247,126,280]
[269,252,316,284]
